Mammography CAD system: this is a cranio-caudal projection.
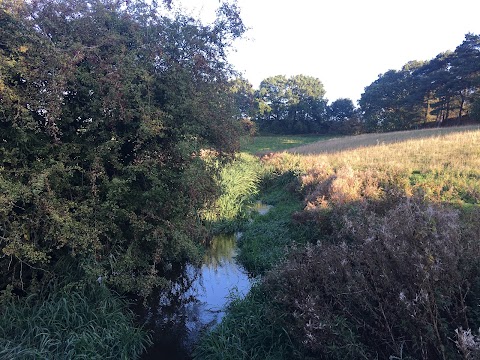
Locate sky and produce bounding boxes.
[176,0,480,104]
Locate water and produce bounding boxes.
[139,203,272,359]
[251,201,273,215]
[139,233,251,360]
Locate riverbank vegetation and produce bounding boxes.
[0,0,245,357]
[0,281,150,359]
[2,0,480,358]
[195,126,480,360]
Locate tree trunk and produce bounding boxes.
[458,91,465,119]
[445,96,451,121]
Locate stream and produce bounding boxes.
[138,233,250,359]
[138,202,271,359]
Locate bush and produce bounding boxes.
[264,197,480,359]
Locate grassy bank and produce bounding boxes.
[0,282,150,359]
[195,126,480,360]
[287,125,480,155]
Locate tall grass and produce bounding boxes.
[202,154,263,229]
[236,172,311,275]
[270,127,480,205]
[193,285,299,360]
[0,282,150,359]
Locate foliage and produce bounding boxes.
[0,281,151,359]
[327,98,362,135]
[201,154,262,229]
[193,285,300,360]
[360,34,480,132]
[230,77,256,120]
[199,128,480,359]
[0,0,244,296]
[265,196,480,360]
[236,171,309,275]
[255,74,328,134]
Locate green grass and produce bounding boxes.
[236,172,309,275]
[240,135,332,155]
[192,285,300,360]
[202,153,264,233]
[0,282,151,359]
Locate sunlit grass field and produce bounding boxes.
[252,125,480,209]
[240,134,333,154]
[285,126,480,172]
[286,125,480,155]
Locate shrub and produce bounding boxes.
[264,197,480,360]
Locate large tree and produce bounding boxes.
[359,62,427,132]
[327,98,361,134]
[0,0,245,295]
[255,74,328,134]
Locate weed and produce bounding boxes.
[264,196,480,359]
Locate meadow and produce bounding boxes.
[287,124,480,155]
[240,134,332,155]
[195,125,480,360]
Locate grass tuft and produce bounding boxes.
[0,282,151,359]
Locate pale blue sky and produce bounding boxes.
[177,0,480,104]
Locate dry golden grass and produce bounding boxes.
[263,126,480,205]
[280,125,480,173]
[287,125,480,156]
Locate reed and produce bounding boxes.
[202,153,263,225]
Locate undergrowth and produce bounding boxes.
[0,282,150,359]
[195,127,480,360]
[236,171,314,275]
[192,285,301,360]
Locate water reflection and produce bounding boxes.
[140,233,251,360]
[250,201,273,215]
[203,233,237,268]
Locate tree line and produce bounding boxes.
[235,33,480,135]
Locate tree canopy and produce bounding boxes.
[255,74,328,134]
[0,0,245,295]
[360,34,480,132]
